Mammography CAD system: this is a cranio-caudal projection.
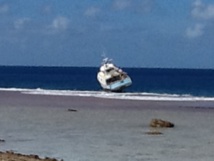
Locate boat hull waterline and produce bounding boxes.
[100,77,132,92]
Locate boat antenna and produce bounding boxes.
[100,48,113,64]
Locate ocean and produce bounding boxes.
[0,66,214,101]
[1,66,214,161]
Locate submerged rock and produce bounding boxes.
[0,139,5,142]
[145,131,163,135]
[67,109,77,112]
[150,119,174,128]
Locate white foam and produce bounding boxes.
[1,87,214,101]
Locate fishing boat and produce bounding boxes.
[97,58,132,92]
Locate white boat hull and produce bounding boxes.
[100,77,132,92]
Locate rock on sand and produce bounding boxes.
[150,119,174,128]
[0,151,63,161]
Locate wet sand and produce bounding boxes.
[1,90,214,110]
[1,91,214,161]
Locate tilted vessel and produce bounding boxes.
[97,58,132,92]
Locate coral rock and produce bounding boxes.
[150,119,174,128]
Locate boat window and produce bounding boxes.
[106,75,121,84]
[106,68,114,73]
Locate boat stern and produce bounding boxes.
[109,77,132,91]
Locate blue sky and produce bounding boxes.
[0,0,214,68]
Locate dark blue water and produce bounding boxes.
[0,66,214,97]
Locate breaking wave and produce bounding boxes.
[1,88,214,101]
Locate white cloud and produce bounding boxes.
[0,4,9,14]
[186,0,214,39]
[51,16,69,31]
[84,6,101,17]
[193,0,203,7]
[112,0,154,13]
[192,0,214,19]
[186,24,205,38]
[14,18,30,30]
[113,0,131,10]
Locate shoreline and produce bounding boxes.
[1,90,214,110]
[1,90,214,160]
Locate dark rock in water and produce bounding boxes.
[0,139,5,143]
[29,154,40,159]
[145,131,163,135]
[150,119,174,128]
[67,109,77,112]
[45,157,58,161]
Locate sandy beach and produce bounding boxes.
[0,90,214,161]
